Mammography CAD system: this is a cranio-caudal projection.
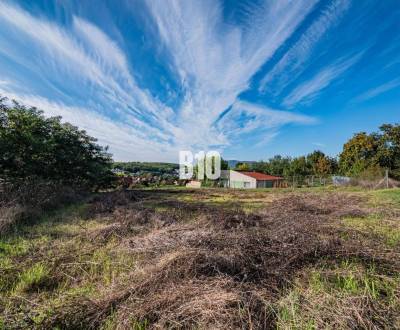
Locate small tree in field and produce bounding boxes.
[0,97,115,191]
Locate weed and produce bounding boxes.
[0,238,30,257]
[100,311,117,330]
[131,319,149,330]
[372,188,400,207]
[13,263,50,293]
[275,261,400,329]
[343,215,400,247]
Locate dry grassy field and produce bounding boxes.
[1,187,400,329]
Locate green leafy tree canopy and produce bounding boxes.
[0,97,115,190]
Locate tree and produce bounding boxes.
[221,158,229,170]
[252,155,292,176]
[286,156,310,177]
[377,124,400,178]
[339,124,400,179]
[235,162,250,171]
[306,150,338,176]
[306,150,325,174]
[0,98,115,190]
[339,132,379,176]
[315,156,331,176]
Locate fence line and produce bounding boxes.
[278,172,398,189]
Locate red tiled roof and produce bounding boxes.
[238,171,283,181]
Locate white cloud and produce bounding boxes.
[0,3,175,143]
[352,78,400,103]
[146,0,318,148]
[0,88,179,162]
[217,100,317,142]
[0,1,318,160]
[0,79,10,86]
[283,53,363,107]
[73,17,131,80]
[259,0,350,94]
[0,2,170,121]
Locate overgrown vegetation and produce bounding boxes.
[0,96,116,233]
[1,187,399,329]
[0,97,115,189]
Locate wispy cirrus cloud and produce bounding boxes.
[0,2,181,159]
[352,78,400,103]
[0,0,318,161]
[259,0,351,95]
[216,100,317,147]
[146,0,318,148]
[282,53,363,107]
[0,88,177,162]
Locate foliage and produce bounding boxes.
[0,97,115,190]
[339,124,400,179]
[235,162,250,171]
[250,151,338,178]
[221,158,229,170]
[339,132,379,176]
[237,123,398,180]
[113,161,178,175]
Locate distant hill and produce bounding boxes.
[113,162,178,175]
[114,160,256,174]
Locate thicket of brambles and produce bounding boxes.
[0,97,115,232]
[235,124,400,180]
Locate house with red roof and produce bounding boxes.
[220,170,283,188]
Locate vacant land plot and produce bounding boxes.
[1,187,400,329]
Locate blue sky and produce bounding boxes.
[0,0,399,162]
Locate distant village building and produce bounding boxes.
[221,170,283,188]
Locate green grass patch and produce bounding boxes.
[78,243,137,285]
[309,261,398,299]
[275,260,400,329]
[275,290,316,330]
[27,202,89,233]
[343,214,400,247]
[0,237,30,257]
[369,188,400,208]
[13,263,50,294]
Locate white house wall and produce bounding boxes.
[228,170,256,189]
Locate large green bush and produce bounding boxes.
[0,97,115,191]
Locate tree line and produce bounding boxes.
[234,124,400,180]
[113,162,178,175]
[1,96,399,190]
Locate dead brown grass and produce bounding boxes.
[2,188,400,329]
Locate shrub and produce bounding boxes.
[0,96,116,232]
[0,97,116,191]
